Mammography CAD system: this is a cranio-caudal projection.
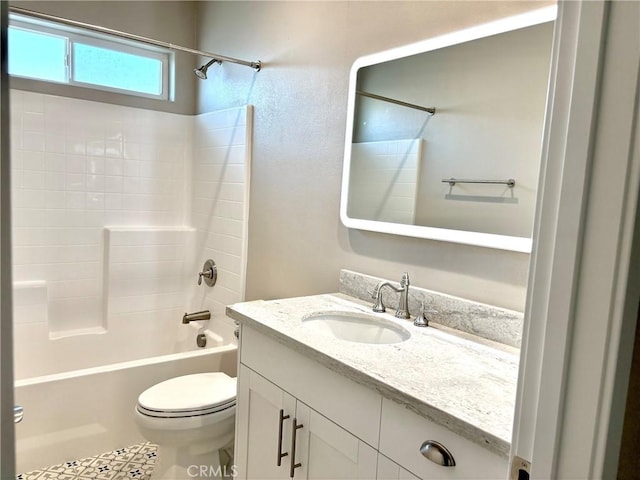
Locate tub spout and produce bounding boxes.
[182,310,211,324]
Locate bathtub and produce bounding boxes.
[13,325,237,474]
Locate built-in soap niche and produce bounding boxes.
[339,269,523,348]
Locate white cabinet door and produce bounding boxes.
[292,401,378,480]
[235,364,296,480]
[237,364,378,480]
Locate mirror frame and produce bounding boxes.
[340,5,557,253]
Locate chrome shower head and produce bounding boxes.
[194,66,208,80]
[194,58,221,80]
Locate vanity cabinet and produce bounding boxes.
[236,364,377,479]
[234,323,508,480]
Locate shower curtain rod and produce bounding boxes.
[9,6,262,71]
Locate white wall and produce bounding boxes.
[196,1,552,311]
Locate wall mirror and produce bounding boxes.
[340,7,556,252]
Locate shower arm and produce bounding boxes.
[9,6,262,72]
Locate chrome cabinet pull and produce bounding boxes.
[289,418,303,478]
[277,409,290,466]
[420,440,456,466]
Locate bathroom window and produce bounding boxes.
[8,14,171,100]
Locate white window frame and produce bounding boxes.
[8,13,172,101]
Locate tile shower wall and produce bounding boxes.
[11,90,250,378]
[105,227,195,326]
[10,90,191,337]
[188,107,252,337]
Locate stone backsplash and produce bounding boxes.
[339,269,523,348]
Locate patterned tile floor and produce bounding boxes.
[16,442,157,480]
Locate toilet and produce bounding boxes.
[134,372,237,479]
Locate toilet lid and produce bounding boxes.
[137,373,236,417]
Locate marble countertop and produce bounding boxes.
[227,293,519,458]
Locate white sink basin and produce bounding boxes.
[301,311,410,344]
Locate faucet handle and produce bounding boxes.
[198,269,211,285]
[197,259,217,287]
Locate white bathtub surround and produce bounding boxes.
[187,107,252,342]
[11,93,251,378]
[12,281,48,326]
[227,294,518,458]
[11,90,191,338]
[339,269,523,348]
[105,225,196,329]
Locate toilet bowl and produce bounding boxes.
[134,372,237,479]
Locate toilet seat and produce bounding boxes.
[136,372,236,419]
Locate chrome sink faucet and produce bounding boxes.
[371,273,411,319]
